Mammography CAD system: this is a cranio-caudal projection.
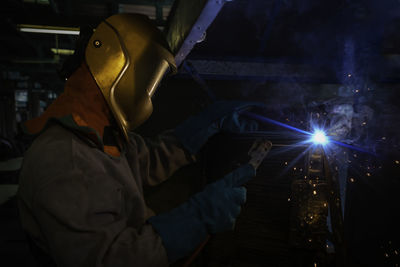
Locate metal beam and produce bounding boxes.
[179,59,332,82]
[177,59,400,83]
[166,0,229,67]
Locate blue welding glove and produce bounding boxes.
[175,101,263,154]
[148,164,256,262]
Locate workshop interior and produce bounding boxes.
[1,0,400,266]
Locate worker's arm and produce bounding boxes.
[29,170,169,267]
[126,101,263,187]
[127,129,196,187]
[174,100,261,154]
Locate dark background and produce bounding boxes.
[1,0,400,266]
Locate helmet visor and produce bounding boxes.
[146,60,170,98]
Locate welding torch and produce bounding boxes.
[182,138,272,267]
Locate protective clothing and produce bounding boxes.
[85,13,177,141]
[18,123,195,267]
[18,13,257,267]
[175,101,261,154]
[148,164,255,262]
[18,37,193,265]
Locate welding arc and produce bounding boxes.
[329,140,376,156]
[242,111,311,136]
[243,111,376,156]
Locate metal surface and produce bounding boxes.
[289,146,329,253]
[289,146,345,266]
[180,59,330,82]
[166,0,228,67]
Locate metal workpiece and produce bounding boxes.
[289,179,329,249]
[289,145,346,266]
[289,147,329,252]
[308,147,325,179]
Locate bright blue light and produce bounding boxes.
[243,111,377,156]
[311,130,328,145]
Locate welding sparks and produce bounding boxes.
[243,111,377,156]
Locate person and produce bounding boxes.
[17,13,258,266]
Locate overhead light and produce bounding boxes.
[23,0,50,4]
[51,48,75,55]
[17,24,80,35]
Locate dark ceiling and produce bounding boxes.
[2,0,400,82]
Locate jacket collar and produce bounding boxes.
[23,62,122,157]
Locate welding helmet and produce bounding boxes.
[85,13,176,141]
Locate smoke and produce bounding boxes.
[241,0,400,156]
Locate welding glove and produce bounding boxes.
[175,101,263,154]
[148,164,255,262]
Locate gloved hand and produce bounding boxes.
[175,101,263,154]
[148,164,256,262]
[219,110,258,133]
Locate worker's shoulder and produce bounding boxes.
[25,123,77,164]
[18,124,72,200]
[19,124,90,191]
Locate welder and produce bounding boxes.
[17,13,259,266]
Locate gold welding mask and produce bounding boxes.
[85,14,176,141]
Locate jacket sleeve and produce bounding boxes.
[30,170,169,267]
[126,129,196,187]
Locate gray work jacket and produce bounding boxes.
[18,124,194,267]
